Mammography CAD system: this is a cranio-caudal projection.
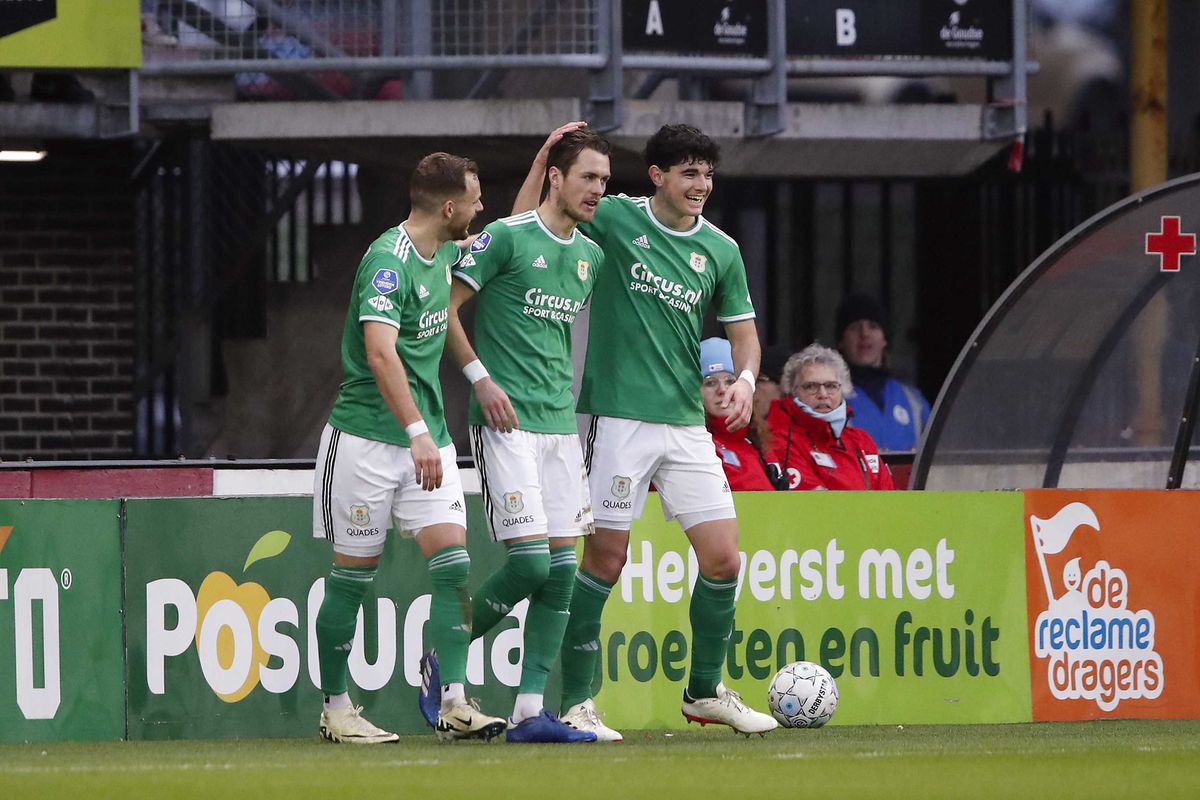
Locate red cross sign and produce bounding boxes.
[1145,215,1196,272]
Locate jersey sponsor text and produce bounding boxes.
[417,307,449,340]
[522,287,584,323]
[628,261,703,313]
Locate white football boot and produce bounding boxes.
[435,698,508,742]
[681,683,779,736]
[561,698,624,742]
[319,706,400,744]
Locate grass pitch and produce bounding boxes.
[2,721,1198,800]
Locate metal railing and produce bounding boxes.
[147,0,601,68]
[140,0,1030,136]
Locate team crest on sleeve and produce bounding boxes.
[611,476,631,498]
[372,268,398,294]
[577,259,590,281]
[460,253,476,268]
[349,504,370,527]
[503,491,524,514]
[470,231,492,252]
[688,252,707,273]
[367,295,394,312]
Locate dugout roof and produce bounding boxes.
[914,173,1200,489]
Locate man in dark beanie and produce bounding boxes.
[753,343,793,423]
[835,293,930,452]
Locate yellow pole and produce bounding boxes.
[1129,0,1168,448]
[1130,0,1167,192]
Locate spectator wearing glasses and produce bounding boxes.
[766,344,894,491]
[700,338,782,491]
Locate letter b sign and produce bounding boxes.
[836,9,857,46]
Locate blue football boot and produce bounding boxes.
[506,710,598,743]
[418,650,441,728]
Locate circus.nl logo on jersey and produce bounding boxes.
[1030,502,1162,712]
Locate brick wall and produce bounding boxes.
[0,142,137,460]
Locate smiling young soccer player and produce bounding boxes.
[512,123,777,740]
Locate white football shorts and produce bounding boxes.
[583,416,735,531]
[470,425,594,542]
[312,424,467,557]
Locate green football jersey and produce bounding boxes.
[453,210,604,433]
[578,194,756,425]
[328,224,459,447]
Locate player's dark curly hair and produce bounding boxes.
[546,129,612,176]
[644,124,720,171]
[410,152,478,212]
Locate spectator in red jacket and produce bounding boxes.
[700,337,781,491]
[766,344,894,491]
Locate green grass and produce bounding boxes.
[2,722,1199,799]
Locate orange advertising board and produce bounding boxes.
[1024,490,1200,721]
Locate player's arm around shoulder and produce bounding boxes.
[452,219,513,292]
[446,225,520,433]
[362,321,443,490]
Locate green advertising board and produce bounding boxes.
[598,492,1033,727]
[123,496,523,740]
[0,500,124,742]
[4,491,1034,742]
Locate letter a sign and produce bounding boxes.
[646,0,664,36]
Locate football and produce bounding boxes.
[767,661,839,728]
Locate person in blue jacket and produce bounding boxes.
[835,293,930,452]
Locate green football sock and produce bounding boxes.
[519,545,577,695]
[315,565,375,695]
[687,573,738,699]
[427,545,472,685]
[559,568,612,712]
[470,539,551,640]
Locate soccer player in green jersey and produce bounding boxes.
[417,129,611,743]
[513,124,778,739]
[312,153,506,744]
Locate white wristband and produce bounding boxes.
[463,359,489,385]
[405,420,429,439]
[738,369,757,393]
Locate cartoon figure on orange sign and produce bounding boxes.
[1029,501,1099,606]
[1057,556,1086,614]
